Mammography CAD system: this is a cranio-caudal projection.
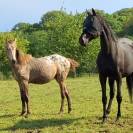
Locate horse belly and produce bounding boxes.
[97,53,117,77]
[118,51,133,75]
[29,75,53,84]
[29,63,57,84]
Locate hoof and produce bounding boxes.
[24,113,29,118]
[58,110,64,114]
[68,108,72,113]
[102,117,107,124]
[27,111,31,114]
[106,110,110,115]
[19,111,26,116]
[116,115,121,122]
[25,111,31,117]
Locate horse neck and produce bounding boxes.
[16,49,32,65]
[100,23,117,59]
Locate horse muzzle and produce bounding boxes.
[79,34,89,46]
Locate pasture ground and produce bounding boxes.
[0,75,133,133]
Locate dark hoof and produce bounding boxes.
[106,110,110,115]
[58,110,64,114]
[116,117,119,122]
[68,108,72,113]
[102,117,107,123]
[25,111,31,118]
[27,111,31,114]
[19,111,26,116]
[116,115,121,121]
[24,113,29,118]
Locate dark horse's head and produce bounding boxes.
[79,8,103,46]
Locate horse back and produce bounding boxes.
[117,38,133,75]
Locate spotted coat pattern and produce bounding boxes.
[16,54,71,84]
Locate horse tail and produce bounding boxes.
[67,58,79,72]
[126,74,133,103]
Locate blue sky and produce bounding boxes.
[0,0,133,32]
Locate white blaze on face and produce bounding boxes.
[82,34,89,44]
[7,42,16,62]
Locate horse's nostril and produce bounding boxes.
[79,37,86,47]
[79,37,83,45]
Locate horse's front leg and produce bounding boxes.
[116,76,122,120]
[18,82,26,116]
[19,80,30,116]
[106,78,115,115]
[99,74,107,123]
[22,80,30,115]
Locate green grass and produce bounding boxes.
[0,76,133,133]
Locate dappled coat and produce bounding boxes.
[13,51,78,84]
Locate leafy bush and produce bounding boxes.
[0,8,133,79]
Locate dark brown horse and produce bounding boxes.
[79,9,133,122]
[5,39,79,116]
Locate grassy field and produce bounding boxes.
[0,76,133,133]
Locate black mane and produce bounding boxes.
[97,15,117,54]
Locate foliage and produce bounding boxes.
[121,17,133,38]
[0,8,133,78]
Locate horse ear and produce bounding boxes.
[92,8,96,16]
[86,9,91,16]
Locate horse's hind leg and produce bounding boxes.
[57,80,71,113]
[64,85,72,113]
[99,74,107,122]
[116,77,122,120]
[58,81,65,113]
[106,78,115,115]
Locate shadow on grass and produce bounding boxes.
[0,117,83,132]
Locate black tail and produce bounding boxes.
[126,74,133,103]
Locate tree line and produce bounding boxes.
[0,8,133,79]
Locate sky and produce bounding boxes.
[0,0,133,32]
